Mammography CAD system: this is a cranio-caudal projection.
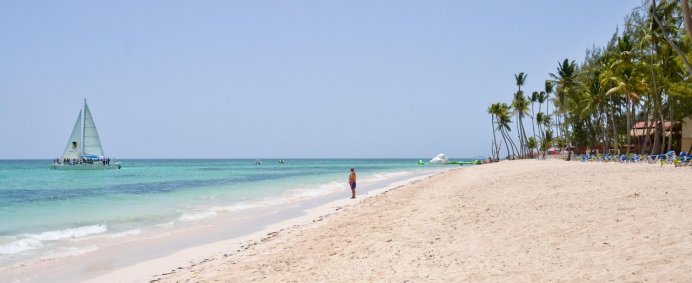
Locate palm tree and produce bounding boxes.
[514,72,528,157]
[515,72,527,91]
[512,91,530,158]
[527,137,538,158]
[487,103,501,161]
[536,112,546,142]
[542,129,554,158]
[550,59,578,150]
[542,114,552,149]
[537,91,547,117]
[495,103,518,159]
[599,57,621,153]
[606,68,647,155]
[544,80,554,136]
[603,31,648,155]
[530,91,539,143]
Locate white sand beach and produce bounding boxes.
[88,159,692,282]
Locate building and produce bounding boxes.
[629,121,675,153]
[682,117,692,153]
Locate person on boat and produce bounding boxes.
[348,168,357,199]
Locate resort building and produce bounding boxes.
[629,121,679,153]
[683,117,692,153]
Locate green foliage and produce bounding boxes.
[527,137,537,150]
[488,0,692,156]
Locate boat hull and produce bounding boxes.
[50,163,121,170]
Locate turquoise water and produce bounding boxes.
[0,159,455,262]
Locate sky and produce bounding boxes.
[0,0,643,159]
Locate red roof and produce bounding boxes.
[633,121,672,130]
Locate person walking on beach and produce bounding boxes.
[348,168,357,199]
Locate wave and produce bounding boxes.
[174,170,432,224]
[178,211,218,222]
[24,224,108,241]
[91,228,142,240]
[156,221,175,228]
[0,238,43,255]
[39,245,99,261]
[0,224,107,256]
[213,202,264,212]
[285,180,343,199]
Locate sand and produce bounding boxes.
[102,160,692,282]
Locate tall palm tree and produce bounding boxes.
[487,103,502,160]
[514,72,528,157]
[606,68,647,155]
[550,59,578,149]
[599,58,621,153]
[544,80,554,137]
[604,32,648,155]
[496,103,518,159]
[515,72,527,91]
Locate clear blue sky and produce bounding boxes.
[0,1,642,159]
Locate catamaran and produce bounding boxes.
[51,99,121,170]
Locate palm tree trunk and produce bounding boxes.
[625,96,632,155]
[506,127,520,158]
[601,111,609,153]
[658,96,666,154]
[531,102,536,144]
[641,101,652,154]
[500,129,510,159]
[546,98,552,139]
[516,113,524,157]
[521,116,529,157]
[563,100,570,150]
[667,100,674,152]
[491,115,499,160]
[500,127,515,158]
[609,94,619,153]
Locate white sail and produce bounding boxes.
[61,110,83,160]
[52,100,120,170]
[82,102,104,157]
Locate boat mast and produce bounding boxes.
[81,99,86,157]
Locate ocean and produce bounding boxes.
[0,159,458,268]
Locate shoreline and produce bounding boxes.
[3,166,453,282]
[84,168,453,283]
[150,159,692,282]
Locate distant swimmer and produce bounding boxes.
[348,168,356,199]
[278,160,285,164]
[255,160,262,165]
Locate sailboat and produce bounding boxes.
[51,99,121,170]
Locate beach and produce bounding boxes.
[0,160,449,282]
[85,159,692,282]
